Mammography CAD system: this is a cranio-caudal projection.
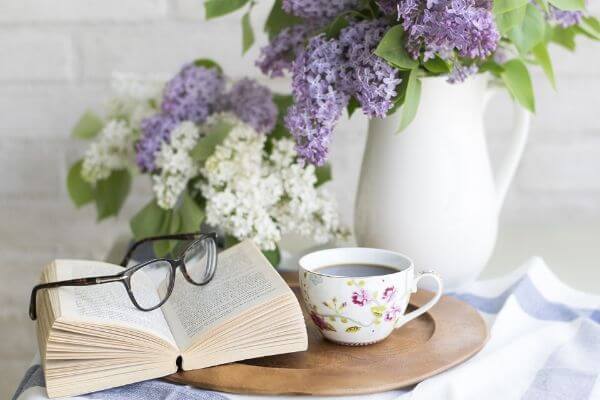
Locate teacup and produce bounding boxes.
[298,247,443,345]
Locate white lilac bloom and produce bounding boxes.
[81,120,135,183]
[201,122,283,250]
[106,72,164,128]
[152,121,200,209]
[200,117,343,250]
[271,139,342,244]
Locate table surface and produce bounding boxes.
[5,223,600,400]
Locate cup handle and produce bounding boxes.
[394,271,443,328]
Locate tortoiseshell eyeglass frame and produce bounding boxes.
[29,232,217,320]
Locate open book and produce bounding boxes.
[35,240,308,398]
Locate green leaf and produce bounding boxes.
[179,190,205,232]
[190,120,233,161]
[423,56,450,74]
[193,58,223,73]
[346,97,360,117]
[547,0,585,10]
[501,59,535,112]
[479,60,505,76]
[315,164,332,187]
[268,123,291,141]
[397,69,421,132]
[550,25,577,50]
[130,200,168,240]
[532,42,556,89]
[324,14,349,39]
[67,160,94,207]
[262,245,281,267]
[534,0,550,13]
[374,25,418,70]
[507,4,546,53]
[241,12,255,54]
[264,0,302,39]
[153,211,181,257]
[273,93,293,117]
[94,169,131,220]
[345,326,361,333]
[576,17,600,40]
[204,0,249,19]
[370,305,386,318]
[224,235,240,248]
[495,4,527,35]
[493,0,528,14]
[266,94,293,140]
[72,111,103,140]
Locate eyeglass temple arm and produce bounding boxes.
[119,232,217,267]
[29,275,123,320]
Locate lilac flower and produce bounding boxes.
[339,19,401,118]
[549,6,583,27]
[396,0,499,60]
[256,25,310,78]
[285,35,349,165]
[136,114,178,172]
[447,63,479,83]
[161,63,225,123]
[282,0,359,19]
[222,78,278,134]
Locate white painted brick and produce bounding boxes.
[79,22,269,81]
[517,138,600,192]
[550,38,599,77]
[172,0,204,20]
[0,0,168,22]
[0,30,74,82]
[501,190,600,224]
[0,198,140,257]
[0,139,63,196]
[172,0,272,22]
[0,84,108,138]
[529,75,600,135]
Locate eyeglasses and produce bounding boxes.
[29,232,218,320]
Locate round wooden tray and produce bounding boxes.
[165,271,488,396]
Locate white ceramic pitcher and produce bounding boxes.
[354,75,530,291]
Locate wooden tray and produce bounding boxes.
[165,272,488,396]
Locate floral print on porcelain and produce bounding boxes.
[300,270,412,345]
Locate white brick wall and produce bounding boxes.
[0,0,597,256]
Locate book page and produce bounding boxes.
[160,241,290,350]
[53,260,176,346]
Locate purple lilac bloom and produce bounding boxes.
[222,78,278,134]
[396,0,500,60]
[256,25,310,78]
[339,19,401,118]
[285,35,349,165]
[282,0,359,19]
[136,114,178,172]
[447,63,479,83]
[549,6,583,27]
[161,63,225,124]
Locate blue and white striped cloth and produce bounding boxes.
[13,257,600,400]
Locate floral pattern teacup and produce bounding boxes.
[299,247,443,345]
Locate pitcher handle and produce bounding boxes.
[395,271,443,328]
[484,87,531,210]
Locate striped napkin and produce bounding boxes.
[12,257,600,400]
